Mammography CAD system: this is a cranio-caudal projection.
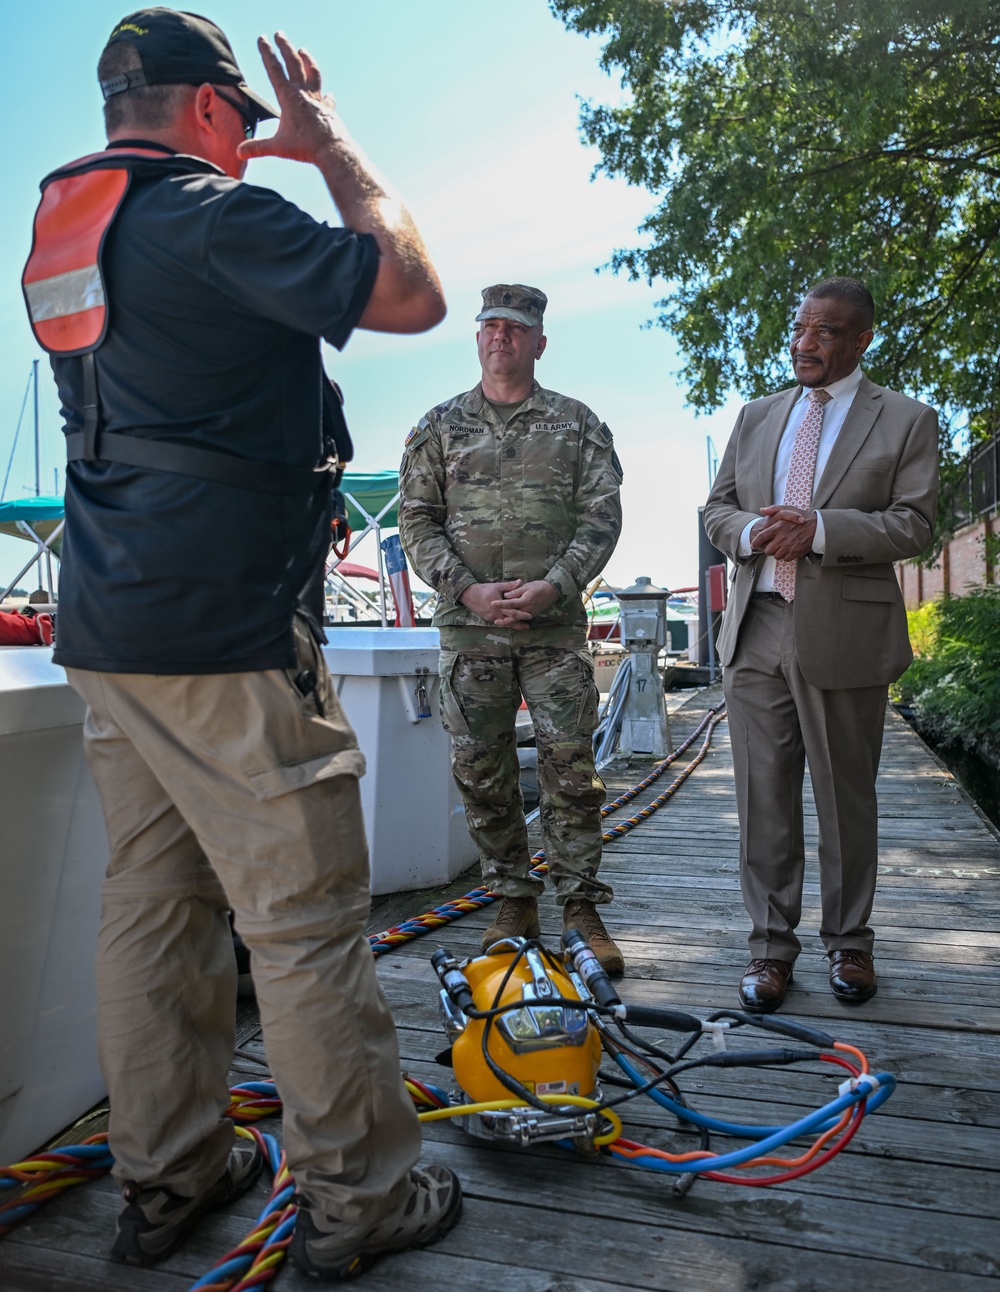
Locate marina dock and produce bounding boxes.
[2,686,998,1291]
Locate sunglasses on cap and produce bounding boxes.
[213,86,258,139]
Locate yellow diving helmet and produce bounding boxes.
[432,940,602,1106]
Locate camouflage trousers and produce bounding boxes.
[437,630,612,904]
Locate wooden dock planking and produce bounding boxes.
[2,688,999,1290]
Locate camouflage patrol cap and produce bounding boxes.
[476,284,547,328]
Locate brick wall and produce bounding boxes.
[896,511,997,607]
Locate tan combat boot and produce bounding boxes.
[481,896,541,952]
[563,898,625,978]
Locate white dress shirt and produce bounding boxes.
[739,366,864,591]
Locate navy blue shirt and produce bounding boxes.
[50,149,377,673]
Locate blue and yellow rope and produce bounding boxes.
[366,707,726,955]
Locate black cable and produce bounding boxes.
[670,1028,705,1064]
[468,940,800,1124]
[475,939,619,1118]
[600,1046,822,1111]
[673,1123,712,1197]
[595,1020,689,1113]
[612,1017,689,1066]
[597,1067,638,1089]
[598,1022,668,1080]
[467,992,603,1021]
[479,940,556,1113]
[708,1009,835,1049]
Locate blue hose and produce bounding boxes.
[612,1051,895,1159]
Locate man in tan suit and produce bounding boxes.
[704,277,938,1012]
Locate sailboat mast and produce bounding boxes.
[32,359,40,496]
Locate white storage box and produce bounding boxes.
[0,648,108,1164]
[323,628,476,894]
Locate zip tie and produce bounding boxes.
[702,1021,729,1052]
[838,1073,881,1098]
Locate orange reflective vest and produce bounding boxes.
[21,149,351,497]
[22,148,178,357]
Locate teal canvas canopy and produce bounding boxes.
[340,471,400,531]
[0,496,64,524]
[0,475,402,557]
[0,495,65,555]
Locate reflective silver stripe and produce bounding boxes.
[24,265,104,323]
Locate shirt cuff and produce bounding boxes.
[812,511,826,553]
[441,569,477,605]
[544,565,576,601]
[739,520,759,558]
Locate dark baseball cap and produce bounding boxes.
[99,8,278,121]
[476,284,547,328]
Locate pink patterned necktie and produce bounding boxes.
[773,387,832,602]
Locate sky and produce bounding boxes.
[0,0,745,595]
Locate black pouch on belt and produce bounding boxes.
[323,376,353,547]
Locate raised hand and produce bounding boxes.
[238,32,343,165]
[234,31,444,335]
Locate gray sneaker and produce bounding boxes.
[290,1164,462,1281]
[110,1138,264,1266]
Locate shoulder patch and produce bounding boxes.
[584,419,614,447]
[404,425,431,451]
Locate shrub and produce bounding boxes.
[895,586,1000,753]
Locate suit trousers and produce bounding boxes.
[66,620,421,1226]
[723,597,888,960]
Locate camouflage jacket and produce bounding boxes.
[398,381,623,630]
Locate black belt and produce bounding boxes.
[65,350,330,496]
[752,591,787,601]
[65,429,326,495]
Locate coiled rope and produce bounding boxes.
[0,1138,112,1237]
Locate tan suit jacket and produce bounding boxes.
[704,375,939,689]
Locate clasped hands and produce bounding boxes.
[749,505,817,561]
[459,579,559,628]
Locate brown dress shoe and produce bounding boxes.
[481,897,540,952]
[563,899,625,978]
[738,958,793,1013]
[828,950,877,1002]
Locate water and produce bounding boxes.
[936,739,1000,830]
[896,705,1000,830]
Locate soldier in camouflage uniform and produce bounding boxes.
[398,284,625,974]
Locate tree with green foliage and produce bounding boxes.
[551,0,1000,466]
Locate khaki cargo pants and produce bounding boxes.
[66,620,421,1225]
[438,628,611,904]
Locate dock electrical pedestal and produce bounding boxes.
[615,577,672,757]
